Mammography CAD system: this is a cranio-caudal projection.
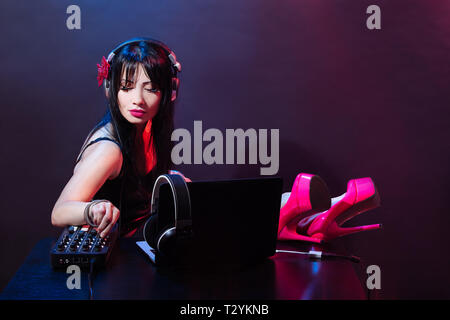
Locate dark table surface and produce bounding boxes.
[0,237,366,300]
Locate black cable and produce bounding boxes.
[275,249,360,263]
[88,257,97,300]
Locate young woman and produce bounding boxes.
[51,38,189,238]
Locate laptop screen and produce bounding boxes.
[157,176,283,264]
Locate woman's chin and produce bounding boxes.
[128,119,150,132]
[126,117,147,125]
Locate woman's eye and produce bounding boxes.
[145,88,159,93]
[120,86,132,91]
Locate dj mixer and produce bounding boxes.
[50,224,118,269]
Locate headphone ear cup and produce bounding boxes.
[170,77,179,102]
[158,227,177,259]
[104,79,110,99]
[143,214,159,249]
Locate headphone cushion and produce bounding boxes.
[143,214,159,248]
[143,214,177,258]
[158,227,177,258]
[144,215,179,259]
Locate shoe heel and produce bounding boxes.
[321,223,382,241]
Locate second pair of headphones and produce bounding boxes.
[103,37,181,102]
[143,174,193,262]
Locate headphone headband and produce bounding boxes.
[102,37,181,101]
[106,37,181,73]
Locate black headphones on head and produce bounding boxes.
[103,37,181,102]
[143,174,193,261]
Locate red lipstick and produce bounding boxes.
[130,109,145,118]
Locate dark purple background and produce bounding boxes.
[1,0,449,299]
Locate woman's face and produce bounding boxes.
[117,63,161,130]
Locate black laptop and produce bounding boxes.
[138,176,283,267]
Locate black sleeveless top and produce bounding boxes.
[76,137,153,237]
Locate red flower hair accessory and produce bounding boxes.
[96,56,110,87]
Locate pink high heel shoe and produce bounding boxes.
[296,177,381,242]
[277,173,331,244]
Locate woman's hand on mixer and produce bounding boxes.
[90,201,120,238]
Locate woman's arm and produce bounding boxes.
[51,141,123,237]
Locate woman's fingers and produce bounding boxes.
[97,204,112,234]
[91,202,107,226]
[99,207,120,238]
[89,201,120,237]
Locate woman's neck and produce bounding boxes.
[135,121,152,146]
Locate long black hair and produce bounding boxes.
[88,40,176,195]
